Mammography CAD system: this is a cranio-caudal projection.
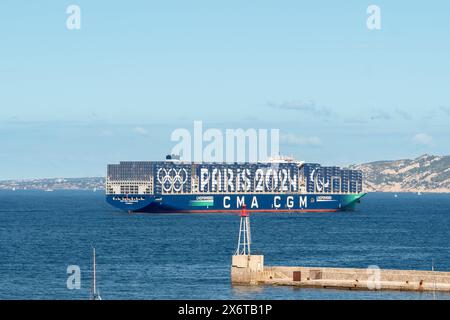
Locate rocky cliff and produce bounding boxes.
[351,154,450,192]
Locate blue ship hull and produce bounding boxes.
[106,193,366,213]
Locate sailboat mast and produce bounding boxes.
[93,247,96,296]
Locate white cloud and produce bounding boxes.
[394,108,412,120]
[412,133,433,146]
[269,100,317,112]
[440,106,450,116]
[370,108,391,120]
[134,126,148,136]
[281,133,323,146]
[268,100,334,118]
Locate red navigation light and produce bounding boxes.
[240,204,249,217]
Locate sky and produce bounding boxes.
[0,0,449,179]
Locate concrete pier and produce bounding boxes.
[231,255,450,292]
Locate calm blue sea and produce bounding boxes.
[0,191,449,300]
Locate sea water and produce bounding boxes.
[0,191,449,300]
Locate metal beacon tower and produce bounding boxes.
[235,204,251,256]
[231,205,264,284]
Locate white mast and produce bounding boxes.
[91,247,101,300]
[93,247,96,295]
[235,204,251,256]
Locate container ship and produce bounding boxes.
[106,155,365,213]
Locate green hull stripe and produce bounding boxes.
[189,200,214,207]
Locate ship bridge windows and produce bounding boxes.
[120,185,139,194]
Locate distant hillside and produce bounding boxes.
[1,155,450,193]
[0,177,105,191]
[351,154,450,193]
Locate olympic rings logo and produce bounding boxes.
[157,168,188,192]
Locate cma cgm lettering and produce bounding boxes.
[222,195,308,209]
[106,155,366,213]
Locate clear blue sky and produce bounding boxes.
[0,1,449,179]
